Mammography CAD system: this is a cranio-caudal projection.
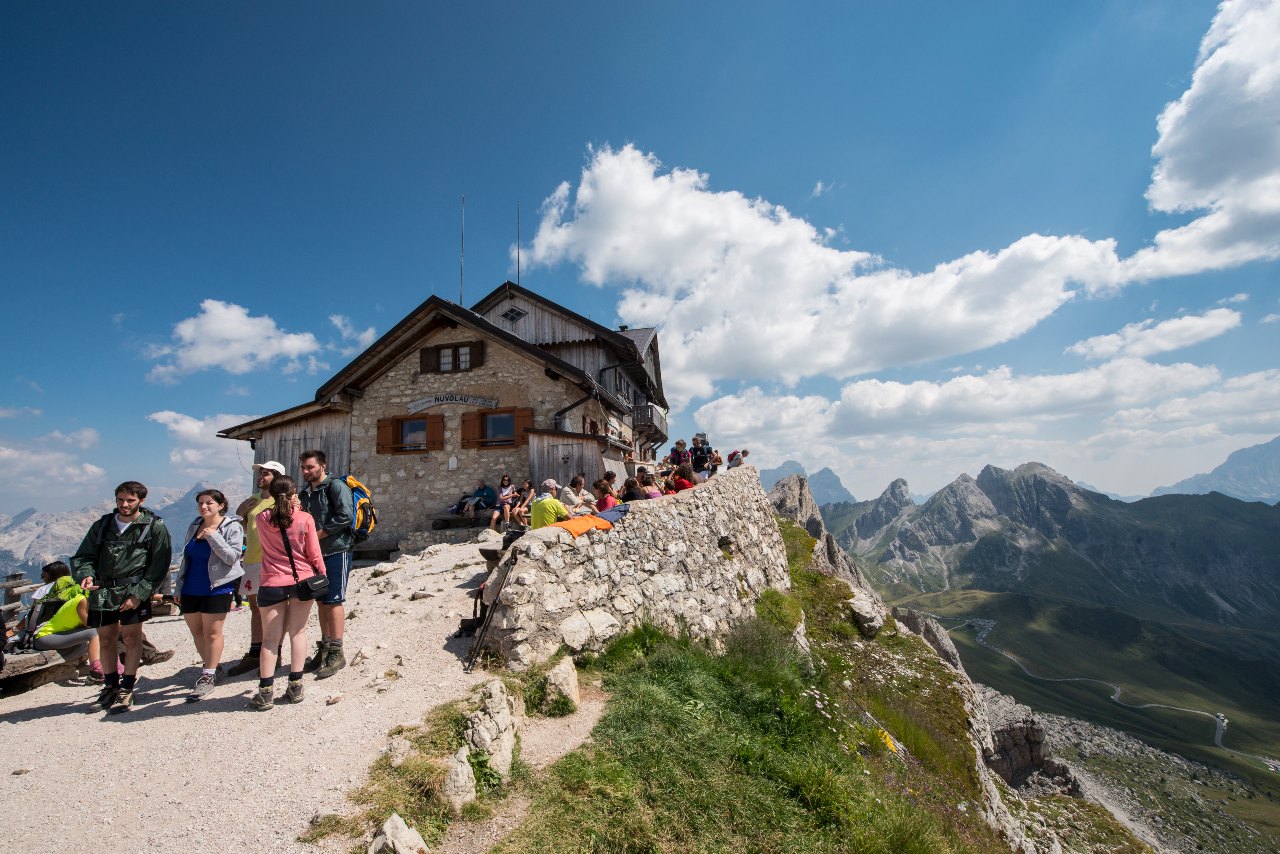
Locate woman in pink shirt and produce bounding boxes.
[249,476,325,711]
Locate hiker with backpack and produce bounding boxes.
[70,481,173,714]
[173,488,244,702]
[298,450,353,680]
[250,475,325,710]
[226,461,285,676]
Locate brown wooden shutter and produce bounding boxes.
[471,340,485,369]
[513,407,533,447]
[460,411,481,449]
[376,417,394,454]
[425,414,445,451]
[420,347,437,373]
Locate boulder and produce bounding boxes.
[543,657,580,709]
[846,589,885,638]
[440,747,477,814]
[463,679,523,779]
[366,812,429,854]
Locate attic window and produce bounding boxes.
[500,307,527,324]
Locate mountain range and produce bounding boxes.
[0,479,247,581]
[758,460,855,505]
[1151,434,1280,503]
[823,461,1280,631]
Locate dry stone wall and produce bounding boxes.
[481,466,790,669]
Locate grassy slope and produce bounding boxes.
[496,519,1142,854]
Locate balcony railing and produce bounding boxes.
[632,403,668,440]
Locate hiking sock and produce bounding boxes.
[104,672,120,689]
[201,667,216,678]
[259,677,274,689]
[121,674,137,691]
[89,660,104,676]
[289,671,303,682]
[248,642,262,656]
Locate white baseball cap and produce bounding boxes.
[253,461,287,476]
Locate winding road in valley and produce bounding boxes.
[947,617,1279,771]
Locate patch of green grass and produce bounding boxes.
[756,587,803,633]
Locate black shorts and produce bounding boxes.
[257,584,301,607]
[89,602,152,627]
[179,593,234,615]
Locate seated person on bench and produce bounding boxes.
[462,479,497,522]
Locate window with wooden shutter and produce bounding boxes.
[425,414,445,450]
[460,411,482,449]
[376,417,394,454]
[513,407,533,447]
[420,341,484,374]
[377,414,447,454]
[461,407,533,449]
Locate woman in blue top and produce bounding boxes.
[174,489,244,702]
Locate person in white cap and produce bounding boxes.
[227,461,286,675]
[530,478,570,529]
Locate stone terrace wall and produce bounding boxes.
[482,466,790,669]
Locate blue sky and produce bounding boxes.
[3,1,1278,514]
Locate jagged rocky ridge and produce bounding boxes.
[768,474,1118,854]
[1152,434,1280,503]
[824,462,1280,631]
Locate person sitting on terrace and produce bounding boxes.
[560,476,596,516]
[619,477,648,502]
[601,470,620,498]
[530,479,570,530]
[640,472,663,499]
[668,464,697,494]
[490,474,519,530]
[463,479,497,522]
[593,479,619,512]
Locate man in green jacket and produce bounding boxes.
[71,480,173,713]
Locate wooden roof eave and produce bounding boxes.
[218,398,351,441]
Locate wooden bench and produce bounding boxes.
[428,512,491,531]
[0,648,82,694]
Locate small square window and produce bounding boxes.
[483,412,515,445]
[501,307,527,324]
[400,419,426,451]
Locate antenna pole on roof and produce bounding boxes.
[459,194,465,305]
[517,203,521,286]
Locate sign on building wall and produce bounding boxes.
[407,393,500,413]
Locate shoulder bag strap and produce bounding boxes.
[278,524,300,583]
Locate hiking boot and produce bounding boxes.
[314,645,346,680]
[108,688,134,714]
[247,686,274,711]
[187,673,216,702]
[92,685,118,710]
[226,653,259,677]
[284,679,304,704]
[86,668,105,685]
[303,640,327,673]
[140,648,175,666]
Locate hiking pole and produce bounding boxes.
[463,552,515,673]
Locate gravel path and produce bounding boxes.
[0,541,496,854]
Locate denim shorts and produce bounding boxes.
[320,551,351,605]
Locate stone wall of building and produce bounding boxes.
[349,326,612,548]
[480,466,790,669]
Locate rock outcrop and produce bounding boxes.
[463,679,524,779]
[768,474,888,638]
[979,686,1082,797]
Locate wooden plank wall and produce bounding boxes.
[479,294,597,347]
[528,434,606,491]
[255,411,352,481]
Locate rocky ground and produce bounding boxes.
[983,686,1279,854]
[0,538,506,854]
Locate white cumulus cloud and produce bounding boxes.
[45,428,100,449]
[1066,308,1242,360]
[331,314,378,357]
[147,410,258,479]
[0,444,106,493]
[147,300,323,384]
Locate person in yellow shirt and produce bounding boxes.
[530,479,571,529]
[32,577,97,658]
[227,461,285,676]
